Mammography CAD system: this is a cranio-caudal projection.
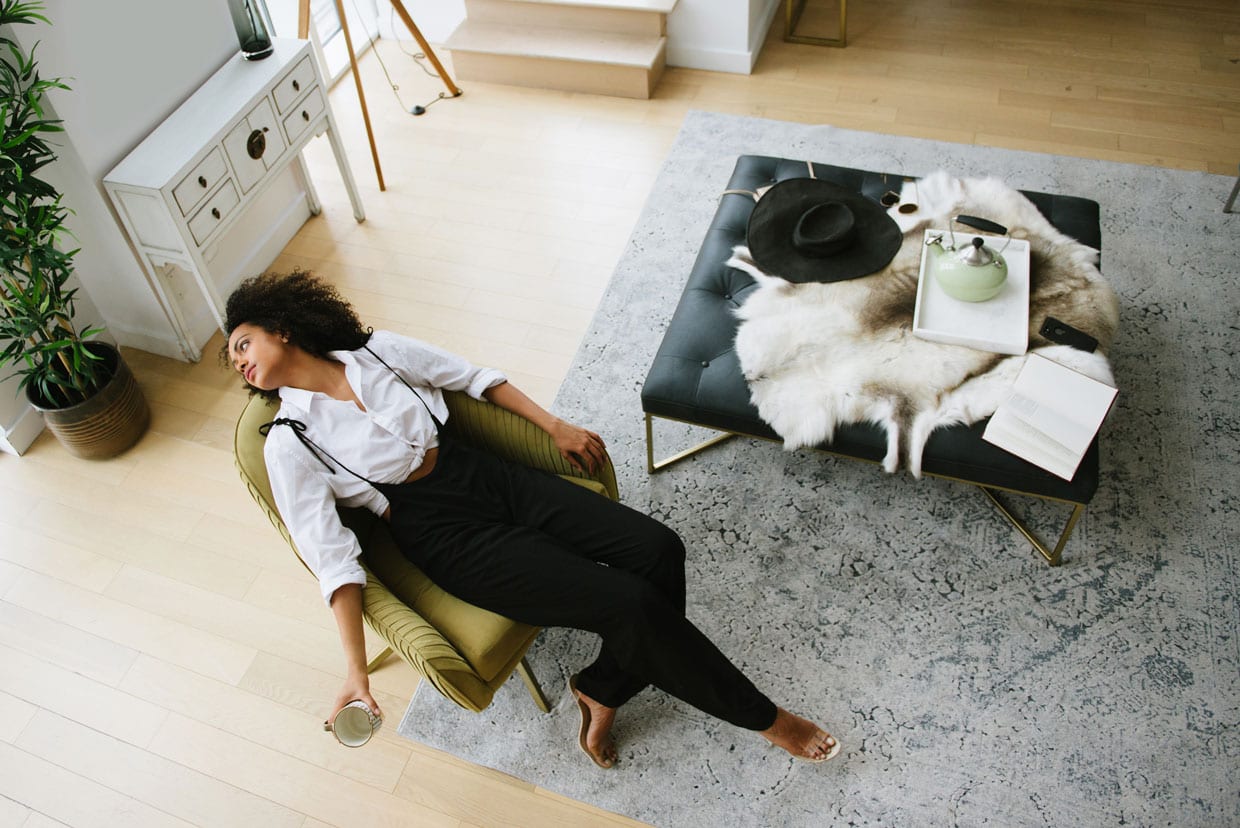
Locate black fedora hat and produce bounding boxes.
[746,178,902,283]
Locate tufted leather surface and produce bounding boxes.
[641,155,1103,503]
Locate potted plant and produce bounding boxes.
[0,0,148,458]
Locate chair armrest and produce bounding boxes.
[359,564,501,713]
[443,390,619,500]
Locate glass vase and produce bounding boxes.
[227,0,274,61]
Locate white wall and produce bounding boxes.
[1,0,313,454]
[659,0,780,74]
[374,0,464,43]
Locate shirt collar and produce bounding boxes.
[278,385,316,412]
[276,348,366,412]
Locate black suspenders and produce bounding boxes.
[259,344,442,484]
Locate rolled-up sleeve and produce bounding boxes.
[377,330,506,399]
[265,435,367,606]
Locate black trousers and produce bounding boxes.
[375,438,777,731]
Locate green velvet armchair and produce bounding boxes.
[233,389,620,713]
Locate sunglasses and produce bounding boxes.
[880,178,919,214]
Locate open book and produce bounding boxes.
[983,354,1118,480]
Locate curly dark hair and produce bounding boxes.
[219,269,372,400]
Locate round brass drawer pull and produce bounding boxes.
[246,128,267,160]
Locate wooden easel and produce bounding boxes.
[298,0,462,191]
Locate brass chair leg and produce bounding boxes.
[980,487,1085,566]
[645,413,737,473]
[1224,162,1240,213]
[516,656,552,713]
[785,0,848,47]
[366,645,394,673]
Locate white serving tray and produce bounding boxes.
[912,229,1031,355]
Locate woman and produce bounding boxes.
[224,271,839,768]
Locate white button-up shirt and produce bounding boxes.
[263,330,507,604]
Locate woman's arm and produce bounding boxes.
[328,583,383,722]
[483,381,607,475]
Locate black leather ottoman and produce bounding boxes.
[641,155,1105,566]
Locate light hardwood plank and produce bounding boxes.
[17,711,305,828]
[145,399,213,444]
[0,641,167,749]
[396,742,639,828]
[238,651,421,735]
[0,602,138,686]
[0,458,204,543]
[4,571,257,685]
[0,742,194,828]
[0,561,19,599]
[21,813,72,828]
[0,794,30,826]
[148,714,459,828]
[22,499,260,600]
[0,518,123,593]
[0,690,36,744]
[183,508,297,575]
[242,567,338,631]
[120,655,411,791]
[101,565,342,676]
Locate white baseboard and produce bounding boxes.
[667,43,754,75]
[0,400,45,456]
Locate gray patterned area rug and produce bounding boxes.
[398,111,1239,827]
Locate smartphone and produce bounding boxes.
[1039,317,1098,353]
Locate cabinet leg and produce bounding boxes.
[295,154,322,217]
[326,121,366,222]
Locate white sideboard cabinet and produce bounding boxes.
[104,38,364,360]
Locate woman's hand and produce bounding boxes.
[330,671,382,724]
[482,381,608,474]
[549,418,607,475]
[327,584,382,724]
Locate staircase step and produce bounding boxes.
[445,21,666,98]
[447,20,664,69]
[496,0,679,11]
[465,0,669,37]
[472,0,676,13]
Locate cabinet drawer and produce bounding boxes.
[272,55,315,114]
[171,147,228,216]
[188,180,240,245]
[282,87,325,145]
[223,97,288,194]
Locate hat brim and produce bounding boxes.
[746,178,903,284]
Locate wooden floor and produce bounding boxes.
[2,2,1236,825]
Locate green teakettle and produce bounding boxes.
[925,215,1012,302]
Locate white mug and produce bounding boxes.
[324,700,383,747]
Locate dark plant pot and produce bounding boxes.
[25,343,150,459]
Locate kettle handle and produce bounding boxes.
[954,215,1008,235]
[952,214,1012,256]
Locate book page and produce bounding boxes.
[983,353,1118,480]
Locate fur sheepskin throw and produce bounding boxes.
[728,170,1119,476]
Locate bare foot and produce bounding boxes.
[760,707,839,762]
[570,677,619,769]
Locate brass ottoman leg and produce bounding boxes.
[645,413,737,473]
[981,487,1086,567]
